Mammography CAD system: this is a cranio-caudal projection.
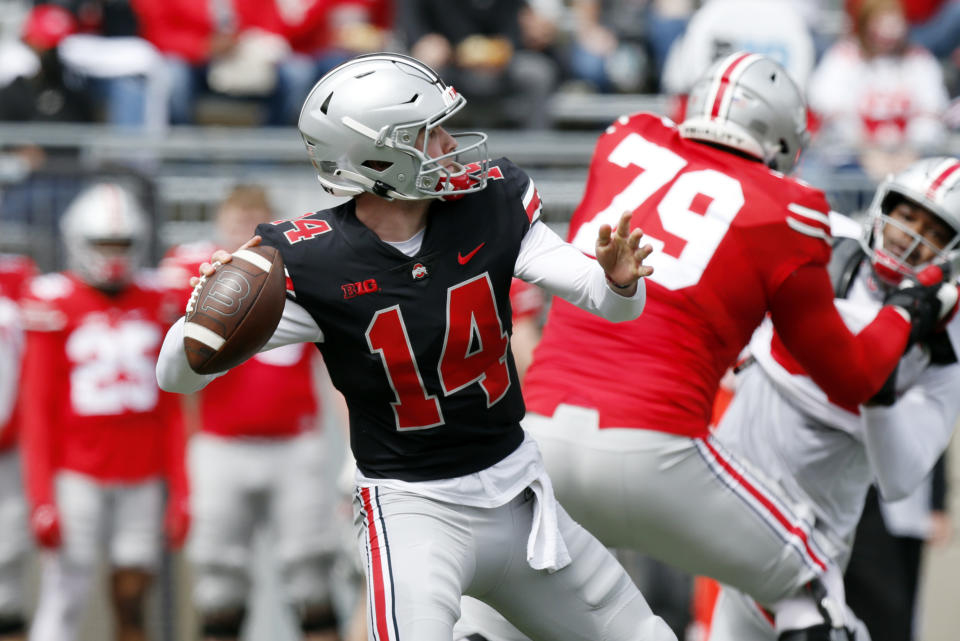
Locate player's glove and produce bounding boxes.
[30,504,61,548]
[884,266,959,345]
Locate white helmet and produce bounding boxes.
[60,183,149,290]
[298,52,489,201]
[861,157,960,285]
[680,52,809,174]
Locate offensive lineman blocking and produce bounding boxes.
[457,52,956,641]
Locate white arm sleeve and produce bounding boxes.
[861,362,960,501]
[513,220,645,322]
[156,297,324,394]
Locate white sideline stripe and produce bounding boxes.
[522,178,537,208]
[787,203,831,226]
[786,216,831,243]
[233,249,272,272]
[183,322,225,350]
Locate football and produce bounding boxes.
[182,245,286,374]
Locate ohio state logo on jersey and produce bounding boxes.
[411,263,429,280]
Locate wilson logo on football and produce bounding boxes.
[342,279,379,299]
[201,271,251,316]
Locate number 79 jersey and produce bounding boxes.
[256,158,540,482]
[524,113,833,437]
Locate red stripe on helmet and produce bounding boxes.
[709,53,754,119]
[926,161,960,200]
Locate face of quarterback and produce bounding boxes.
[417,125,458,166]
[883,201,954,266]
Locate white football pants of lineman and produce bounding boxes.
[188,431,342,614]
[708,585,871,641]
[457,405,845,640]
[0,451,29,621]
[30,472,164,641]
[354,484,677,641]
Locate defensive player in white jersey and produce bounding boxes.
[160,185,347,641]
[455,52,956,641]
[158,53,676,641]
[707,156,960,641]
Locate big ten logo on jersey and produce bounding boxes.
[342,278,379,299]
[271,213,332,245]
[201,270,250,316]
[67,313,161,416]
[571,132,745,291]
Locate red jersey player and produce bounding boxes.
[19,183,187,641]
[458,52,956,641]
[0,254,33,639]
[160,185,347,641]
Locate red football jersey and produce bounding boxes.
[0,254,35,452]
[0,253,38,301]
[524,114,833,437]
[20,272,184,505]
[509,277,543,322]
[161,243,321,439]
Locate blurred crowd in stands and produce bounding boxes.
[0,1,958,138]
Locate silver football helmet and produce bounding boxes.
[680,52,809,174]
[298,52,489,201]
[60,183,149,290]
[861,157,960,285]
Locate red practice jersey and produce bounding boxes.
[20,272,184,506]
[0,254,36,452]
[161,242,321,439]
[0,253,38,301]
[524,113,834,437]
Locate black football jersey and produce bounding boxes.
[256,158,540,481]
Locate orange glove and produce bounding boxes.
[30,504,61,548]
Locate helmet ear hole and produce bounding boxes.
[362,160,394,172]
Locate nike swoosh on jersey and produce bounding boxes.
[458,243,486,265]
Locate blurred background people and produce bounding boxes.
[806,0,950,181]
[0,255,34,641]
[160,184,349,641]
[398,0,559,128]
[19,183,187,641]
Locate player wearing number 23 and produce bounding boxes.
[157,53,676,641]
[457,52,957,641]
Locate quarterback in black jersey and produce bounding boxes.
[157,53,675,641]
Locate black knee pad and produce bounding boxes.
[295,601,339,634]
[201,607,247,639]
[0,615,25,635]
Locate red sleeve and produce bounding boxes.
[20,330,61,509]
[770,265,910,407]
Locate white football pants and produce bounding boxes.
[354,484,676,641]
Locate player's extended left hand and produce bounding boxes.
[596,211,654,297]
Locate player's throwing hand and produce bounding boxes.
[596,211,654,296]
